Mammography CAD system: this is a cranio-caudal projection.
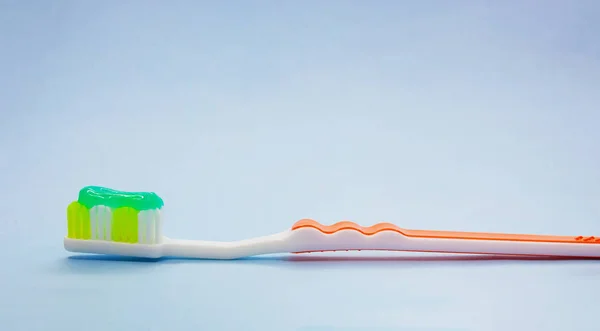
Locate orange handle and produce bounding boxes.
[291,219,600,244]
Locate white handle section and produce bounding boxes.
[63,232,294,259]
[162,232,293,259]
[287,228,600,258]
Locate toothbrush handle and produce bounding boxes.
[162,232,292,259]
[288,219,600,258]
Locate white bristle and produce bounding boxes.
[155,209,162,243]
[90,205,112,240]
[137,209,162,244]
[138,210,149,244]
[147,210,156,243]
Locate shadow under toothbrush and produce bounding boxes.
[60,252,600,275]
[65,252,600,264]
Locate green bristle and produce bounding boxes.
[67,201,91,239]
[112,207,139,243]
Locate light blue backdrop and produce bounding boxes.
[1,1,599,330]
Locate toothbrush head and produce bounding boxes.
[66,186,164,244]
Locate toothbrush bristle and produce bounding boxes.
[66,186,164,244]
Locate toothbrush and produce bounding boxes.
[64,186,600,259]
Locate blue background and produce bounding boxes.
[1,1,599,330]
